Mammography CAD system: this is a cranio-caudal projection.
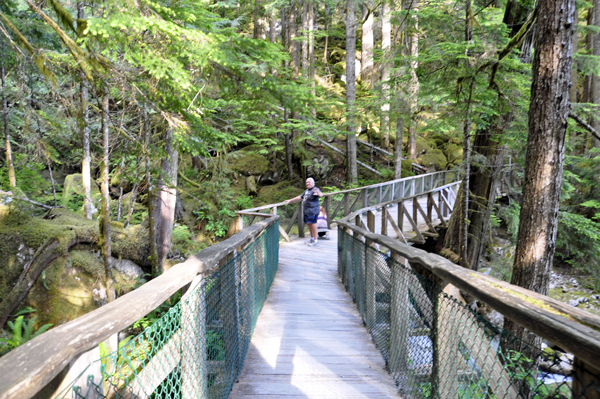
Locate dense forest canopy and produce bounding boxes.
[0,0,599,347]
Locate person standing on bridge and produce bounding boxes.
[284,177,323,246]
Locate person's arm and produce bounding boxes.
[284,194,302,204]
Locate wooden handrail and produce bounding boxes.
[342,181,460,222]
[0,215,279,399]
[336,219,600,374]
[238,170,455,214]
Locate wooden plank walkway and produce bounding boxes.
[229,228,400,398]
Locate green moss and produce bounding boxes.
[419,149,448,170]
[62,174,99,208]
[227,151,269,176]
[26,255,99,326]
[70,251,105,279]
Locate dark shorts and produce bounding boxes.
[304,213,318,224]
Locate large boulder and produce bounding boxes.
[0,208,150,326]
[228,151,270,176]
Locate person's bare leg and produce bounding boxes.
[308,223,318,241]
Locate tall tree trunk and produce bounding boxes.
[508,0,575,347]
[144,106,160,277]
[269,7,277,43]
[395,115,404,179]
[583,7,594,105]
[380,2,392,150]
[459,0,473,268]
[302,0,309,77]
[253,0,266,40]
[323,3,330,63]
[346,0,358,183]
[151,127,178,275]
[361,0,374,89]
[78,3,94,219]
[100,90,115,302]
[281,6,294,180]
[290,1,300,76]
[592,0,600,147]
[308,0,315,118]
[444,120,507,270]
[1,42,16,189]
[407,0,419,160]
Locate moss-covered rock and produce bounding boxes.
[228,151,269,176]
[25,252,145,326]
[62,174,100,210]
[0,207,150,325]
[419,149,448,170]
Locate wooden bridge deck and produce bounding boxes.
[229,228,400,398]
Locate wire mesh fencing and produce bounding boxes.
[338,228,599,399]
[57,220,279,399]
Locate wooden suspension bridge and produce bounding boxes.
[0,171,599,399]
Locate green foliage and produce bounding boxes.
[0,154,50,198]
[0,308,52,356]
[234,195,253,210]
[556,212,600,289]
[497,202,521,243]
[170,224,204,257]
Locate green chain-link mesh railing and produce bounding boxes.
[338,228,599,398]
[58,220,279,399]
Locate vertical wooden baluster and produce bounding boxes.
[381,206,388,236]
[413,197,418,229]
[344,192,350,216]
[398,201,404,233]
[572,358,600,399]
[324,196,331,228]
[298,201,305,238]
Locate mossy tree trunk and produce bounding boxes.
[406,0,419,160]
[443,120,507,270]
[100,89,115,302]
[380,1,392,151]
[361,0,374,89]
[151,127,178,276]
[346,0,357,183]
[78,3,94,220]
[1,40,16,189]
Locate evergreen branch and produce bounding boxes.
[488,6,538,87]
[0,18,26,57]
[569,110,600,142]
[47,0,77,36]
[24,0,93,81]
[0,12,57,85]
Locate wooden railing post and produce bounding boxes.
[222,252,240,386]
[413,197,418,228]
[367,211,375,235]
[389,254,409,379]
[432,283,459,399]
[363,189,369,208]
[572,358,600,398]
[298,201,305,238]
[181,275,207,399]
[398,202,404,233]
[324,196,331,229]
[381,206,388,236]
[344,192,350,216]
